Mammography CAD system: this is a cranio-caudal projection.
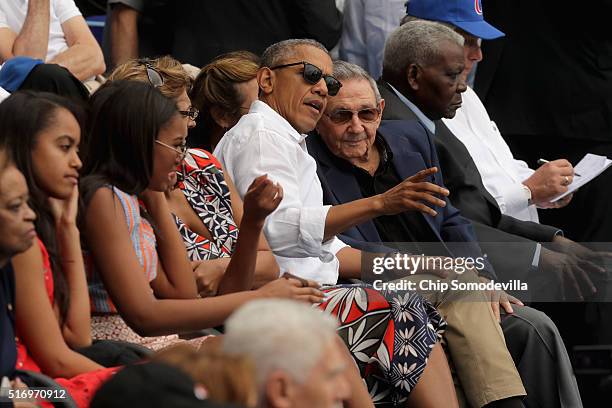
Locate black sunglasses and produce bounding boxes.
[138,60,164,88]
[325,107,381,124]
[270,61,342,96]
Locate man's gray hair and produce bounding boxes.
[332,60,381,103]
[383,20,464,81]
[260,39,330,68]
[223,299,338,392]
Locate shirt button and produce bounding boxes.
[17,362,23,368]
[7,303,12,311]
[14,336,19,342]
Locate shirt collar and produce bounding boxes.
[388,84,436,134]
[250,100,307,144]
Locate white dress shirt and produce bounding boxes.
[0,0,82,62]
[214,101,347,285]
[443,87,539,223]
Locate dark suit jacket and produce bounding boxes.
[378,80,560,243]
[307,121,497,280]
[170,0,342,66]
[475,0,612,142]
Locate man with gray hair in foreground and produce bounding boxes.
[223,299,371,408]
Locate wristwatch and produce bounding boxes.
[522,184,533,206]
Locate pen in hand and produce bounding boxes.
[537,158,581,177]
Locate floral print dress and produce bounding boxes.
[175,149,446,406]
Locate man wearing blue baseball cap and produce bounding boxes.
[407,0,503,40]
[381,2,584,407]
[474,0,612,246]
[406,0,576,223]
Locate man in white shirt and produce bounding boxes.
[0,0,105,80]
[406,0,575,223]
[214,38,451,284]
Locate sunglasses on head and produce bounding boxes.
[138,60,164,88]
[179,106,199,121]
[270,61,342,96]
[325,107,381,124]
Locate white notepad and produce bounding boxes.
[551,153,612,202]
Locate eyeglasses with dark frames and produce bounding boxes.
[179,106,199,121]
[155,140,188,162]
[325,107,381,124]
[138,60,164,88]
[270,61,342,96]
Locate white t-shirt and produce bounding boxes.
[0,0,82,62]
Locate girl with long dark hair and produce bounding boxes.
[0,91,120,407]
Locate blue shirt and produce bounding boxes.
[339,0,407,79]
[388,83,436,134]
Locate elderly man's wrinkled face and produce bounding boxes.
[410,40,466,120]
[265,46,334,134]
[316,79,383,162]
[457,30,483,76]
[272,339,350,408]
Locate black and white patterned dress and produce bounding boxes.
[175,149,446,406]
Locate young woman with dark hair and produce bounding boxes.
[80,80,320,350]
[0,92,121,407]
[108,56,280,297]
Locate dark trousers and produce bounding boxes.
[502,306,583,408]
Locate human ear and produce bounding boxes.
[265,371,293,408]
[257,67,274,96]
[406,64,420,91]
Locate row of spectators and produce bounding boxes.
[1,0,612,407]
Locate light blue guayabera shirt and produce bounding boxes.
[339,0,407,79]
[389,83,542,269]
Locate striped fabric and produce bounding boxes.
[86,186,158,314]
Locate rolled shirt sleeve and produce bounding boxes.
[265,204,332,259]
